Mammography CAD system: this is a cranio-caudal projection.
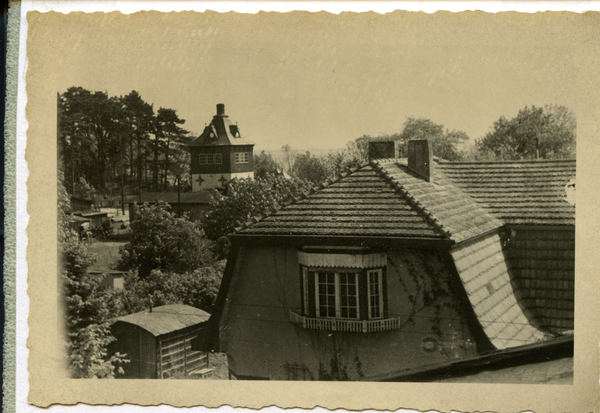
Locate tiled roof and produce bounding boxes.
[436,160,576,226]
[450,232,547,349]
[189,113,253,147]
[115,304,210,337]
[238,165,446,239]
[374,159,503,244]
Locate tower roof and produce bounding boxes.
[189,103,254,147]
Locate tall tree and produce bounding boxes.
[117,203,214,279]
[476,105,576,160]
[254,150,281,179]
[120,91,154,188]
[399,118,468,161]
[155,108,189,190]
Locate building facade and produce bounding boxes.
[189,104,254,192]
[195,140,575,381]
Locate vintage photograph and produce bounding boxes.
[54,10,575,383]
[22,5,599,410]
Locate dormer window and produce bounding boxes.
[291,248,400,332]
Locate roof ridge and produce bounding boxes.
[233,165,362,233]
[369,159,452,239]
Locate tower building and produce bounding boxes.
[189,104,254,192]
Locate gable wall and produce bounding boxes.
[221,244,480,380]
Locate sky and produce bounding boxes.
[42,10,578,152]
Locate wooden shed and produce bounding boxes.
[112,304,210,379]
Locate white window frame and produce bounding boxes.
[235,152,249,164]
[313,271,360,320]
[367,269,384,320]
[200,153,222,165]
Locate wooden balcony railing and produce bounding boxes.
[289,311,400,333]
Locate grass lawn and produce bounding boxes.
[86,240,128,271]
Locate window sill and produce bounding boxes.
[290,311,401,333]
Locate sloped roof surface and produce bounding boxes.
[138,191,214,204]
[436,160,575,226]
[375,159,503,244]
[189,112,253,147]
[239,165,445,239]
[115,304,210,337]
[450,232,547,349]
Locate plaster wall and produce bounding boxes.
[222,245,478,381]
[191,172,254,192]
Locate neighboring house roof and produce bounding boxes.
[238,160,502,244]
[437,159,576,226]
[115,304,210,337]
[189,104,253,147]
[136,191,214,205]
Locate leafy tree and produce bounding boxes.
[476,105,576,160]
[292,151,328,183]
[117,203,214,278]
[254,150,281,179]
[204,174,311,240]
[399,118,468,161]
[61,241,128,378]
[281,144,298,174]
[154,108,190,191]
[121,90,154,188]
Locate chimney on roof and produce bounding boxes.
[216,103,225,116]
[407,140,433,182]
[368,140,399,160]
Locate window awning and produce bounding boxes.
[298,251,386,268]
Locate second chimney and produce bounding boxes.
[216,103,226,116]
[407,140,433,182]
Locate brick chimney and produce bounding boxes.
[407,140,433,182]
[216,103,226,117]
[368,140,399,160]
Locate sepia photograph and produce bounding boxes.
[19,3,600,411]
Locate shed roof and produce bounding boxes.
[136,191,214,205]
[436,159,575,226]
[115,304,210,337]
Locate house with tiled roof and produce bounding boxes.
[194,140,575,381]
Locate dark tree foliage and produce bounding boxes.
[291,151,328,183]
[204,174,311,240]
[476,105,576,160]
[61,240,128,378]
[399,118,469,161]
[116,266,224,315]
[58,87,191,195]
[254,150,281,179]
[117,203,214,279]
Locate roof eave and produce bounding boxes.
[228,233,454,250]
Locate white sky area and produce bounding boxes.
[14,3,595,413]
[34,2,581,152]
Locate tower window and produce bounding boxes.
[235,152,249,164]
[199,153,222,165]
